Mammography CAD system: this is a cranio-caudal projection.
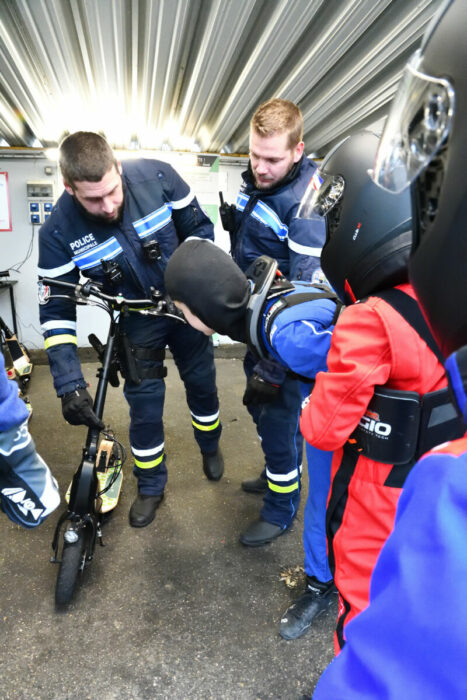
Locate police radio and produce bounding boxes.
[218,192,235,232]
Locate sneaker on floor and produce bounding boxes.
[279,578,336,640]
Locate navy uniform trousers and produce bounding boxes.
[122,312,221,495]
[244,350,303,528]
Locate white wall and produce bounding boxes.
[0,153,246,350]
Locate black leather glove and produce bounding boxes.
[61,388,104,429]
[243,373,281,405]
[242,357,288,406]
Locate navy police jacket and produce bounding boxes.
[261,283,336,380]
[233,156,326,283]
[38,158,214,396]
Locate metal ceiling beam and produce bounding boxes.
[0,0,444,154]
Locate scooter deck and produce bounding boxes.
[96,466,123,513]
[65,439,123,513]
[64,467,123,513]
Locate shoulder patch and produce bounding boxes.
[38,282,51,305]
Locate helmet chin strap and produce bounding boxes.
[445,347,467,425]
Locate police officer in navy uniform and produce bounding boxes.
[313,1,467,697]
[226,98,327,547]
[38,132,223,529]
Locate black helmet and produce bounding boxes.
[373,0,467,357]
[298,131,412,305]
[164,238,249,343]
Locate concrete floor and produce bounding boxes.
[1,356,336,700]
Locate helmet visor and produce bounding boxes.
[297,170,345,220]
[372,50,455,193]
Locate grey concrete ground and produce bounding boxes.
[0,357,336,700]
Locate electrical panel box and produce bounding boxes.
[27,181,55,224]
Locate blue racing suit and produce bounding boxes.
[38,159,221,495]
[232,156,327,532]
[313,436,467,700]
[254,283,335,584]
[0,351,60,527]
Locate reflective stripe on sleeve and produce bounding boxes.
[171,190,193,209]
[44,334,78,349]
[38,261,76,277]
[41,320,77,333]
[288,239,323,256]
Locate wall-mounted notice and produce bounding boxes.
[0,172,12,231]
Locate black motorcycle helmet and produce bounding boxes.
[298,130,412,305]
[373,0,466,358]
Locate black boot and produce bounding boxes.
[241,472,267,494]
[202,447,224,481]
[279,577,336,640]
[240,517,291,546]
[129,493,164,528]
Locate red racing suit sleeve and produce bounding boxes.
[300,300,393,452]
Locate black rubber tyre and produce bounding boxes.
[55,530,86,606]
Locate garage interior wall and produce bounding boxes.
[0,154,246,350]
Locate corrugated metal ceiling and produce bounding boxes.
[0,0,443,156]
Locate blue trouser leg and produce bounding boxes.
[244,351,303,528]
[122,313,170,496]
[125,374,167,495]
[300,382,333,583]
[122,315,221,493]
[168,321,221,453]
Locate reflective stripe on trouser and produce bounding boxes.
[300,382,333,584]
[243,351,303,528]
[122,313,221,495]
[167,318,221,453]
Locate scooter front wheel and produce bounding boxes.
[55,529,86,606]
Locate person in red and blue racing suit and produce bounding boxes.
[298,130,462,656]
[164,236,338,635]
[0,350,60,528]
[313,2,467,697]
[226,98,327,551]
[38,131,223,530]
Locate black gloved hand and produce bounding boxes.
[243,373,281,406]
[61,388,104,429]
[242,357,288,406]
